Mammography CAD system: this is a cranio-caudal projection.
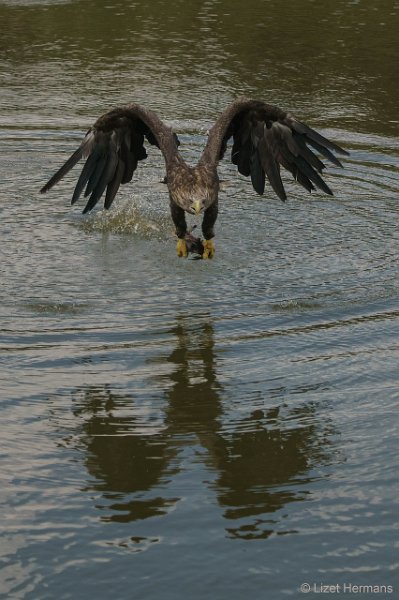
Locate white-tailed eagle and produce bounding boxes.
[40,96,348,258]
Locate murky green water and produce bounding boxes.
[1,0,399,598]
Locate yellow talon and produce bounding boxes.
[202,239,215,259]
[176,238,188,258]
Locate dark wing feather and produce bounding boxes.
[84,152,107,198]
[259,125,287,200]
[120,134,137,185]
[237,135,252,177]
[40,143,88,194]
[104,159,125,209]
[250,149,265,195]
[40,104,180,213]
[292,120,348,157]
[201,96,348,202]
[249,122,265,194]
[71,145,102,204]
[83,145,119,214]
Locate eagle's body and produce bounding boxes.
[166,161,219,257]
[40,97,348,258]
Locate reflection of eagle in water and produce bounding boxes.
[41,96,348,259]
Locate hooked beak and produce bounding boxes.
[191,200,203,215]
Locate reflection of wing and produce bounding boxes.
[202,96,349,200]
[40,104,180,213]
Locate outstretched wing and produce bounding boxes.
[40,104,180,213]
[201,96,349,201]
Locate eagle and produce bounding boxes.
[40,96,348,259]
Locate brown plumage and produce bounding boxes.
[40,97,349,258]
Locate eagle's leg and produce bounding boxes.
[201,201,218,259]
[170,201,188,257]
[176,238,188,257]
[202,239,215,259]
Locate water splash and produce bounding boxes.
[79,200,171,240]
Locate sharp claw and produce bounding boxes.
[202,239,215,259]
[176,238,188,258]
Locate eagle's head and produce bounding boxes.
[169,165,217,215]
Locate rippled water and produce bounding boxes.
[1,0,399,598]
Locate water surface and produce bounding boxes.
[1,0,399,598]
